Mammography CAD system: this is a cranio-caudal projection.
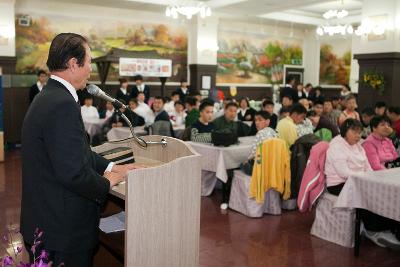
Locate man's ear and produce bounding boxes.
[67,57,78,72]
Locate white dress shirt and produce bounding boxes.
[81,105,100,121]
[119,87,128,95]
[50,75,114,173]
[134,102,154,125]
[37,81,45,91]
[164,101,175,115]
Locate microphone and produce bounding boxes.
[86,84,126,109]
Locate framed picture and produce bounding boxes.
[201,75,211,90]
[284,65,304,85]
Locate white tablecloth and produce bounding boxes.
[83,118,107,139]
[187,136,255,182]
[107,126,147,141]
[335,168,400,222]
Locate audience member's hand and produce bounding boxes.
[104,171,125,187]
[116,122,123,127]
[112,123,117,128]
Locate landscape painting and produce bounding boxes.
[15,14,188,82]
[217,28,303,85]
[319,38,352,85]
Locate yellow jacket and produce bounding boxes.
[249,138,291,203]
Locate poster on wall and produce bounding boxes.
[15,13,187,82]
[319,38,352,85]
[217,26,303,85]
[119,58,172,77]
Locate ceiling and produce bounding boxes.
[37,0,364,26]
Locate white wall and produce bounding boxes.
[0,0,16,57]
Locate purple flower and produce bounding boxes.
[39,250,48,260]
[16,246,23,254]
[35,259,48,267]
[3,256,14,266]
[18,262,31,267]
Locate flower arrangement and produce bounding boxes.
[1,227,62,267]
[362,71,385,95]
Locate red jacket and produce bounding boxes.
[297,141,329,212]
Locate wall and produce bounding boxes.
[0,0,16,57]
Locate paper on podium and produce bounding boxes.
[99,211,125,233]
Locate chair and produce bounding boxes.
[201,170,218,196]
[149,121,173,136]
[229,170,282,217]
[310,192,355,247]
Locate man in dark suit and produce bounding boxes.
[280,75,298,103]
[130,74,150,103]
[21,33,140,267]
[175,78,190,102]
[28,69,48,104]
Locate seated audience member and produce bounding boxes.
[109,102,128,128]
[296,117,314,137]
[361,107,375,138]
[241,111,278,175]
[325,118,400,248]
[340,84,351,97]
[387,107,400,138]
[134,91,154,125]
[375,101,387,116]
[262,100,278,129]
[185,97,200,127]
[323,98,341,127]
[190,101,215,143]
[104,101,115,120]
[170,101,186,127]
[164,91,180,115]
[237,97,256,122]
[29,69,48,104]
[362,116,398,170]
[279,106,291,120]
[338,94,360,126]
[80,96,99,121]
[281,75,298,103]
[213,102,250,137]
[116,78,131,104]
[276,104,307,148]
[126,99,145,126]
[176,78,190,102]
[331,96,341,111]
[307,110,339,139]
[313,100,324,116]
[189,90,203,103]
[130,74,150,103]
[281,95,293,109]
[298,97,310,111]
[152,96,170,122]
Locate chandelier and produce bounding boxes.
[165,2,212,20]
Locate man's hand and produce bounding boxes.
[104,171,125,187]
[111,163,147,176]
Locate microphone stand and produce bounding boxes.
[108,109,168,149]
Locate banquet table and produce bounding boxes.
[83,118,107,139]
[334,168,400,256]
[187,136,255,183]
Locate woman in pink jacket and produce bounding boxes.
[325,118,400,249]
[362,116,398,170]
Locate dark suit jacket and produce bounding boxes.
[21,78,111,253]
[28,84,40,104]
[175,87,190,102]
[115,88,131,104]
[130,84,150,103]
[237,108,256,122]
[154,110,170,122]
[281,86,298,103]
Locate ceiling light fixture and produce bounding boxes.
[165,2,212,20]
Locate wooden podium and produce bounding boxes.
[92,136,201,267]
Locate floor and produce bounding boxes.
[1,150,400,267]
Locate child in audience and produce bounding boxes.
[104,101,115,121]
[81,95,99,121]
[375,101,387,116]
[313,100,324,116]
[152,96,170,122]
[362,116,398,170]
[134,91,153,125]
[323,98,341,128]
[185,97,200,127]
[276,104,307,148]
[361,107,375,138]
[262,100,278,129]
[338,94,360,126]
[170,101,186,127]
[325,118,400,249]
[281,95,293,109]
[190,101,215,143]
[164,91,180,115]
